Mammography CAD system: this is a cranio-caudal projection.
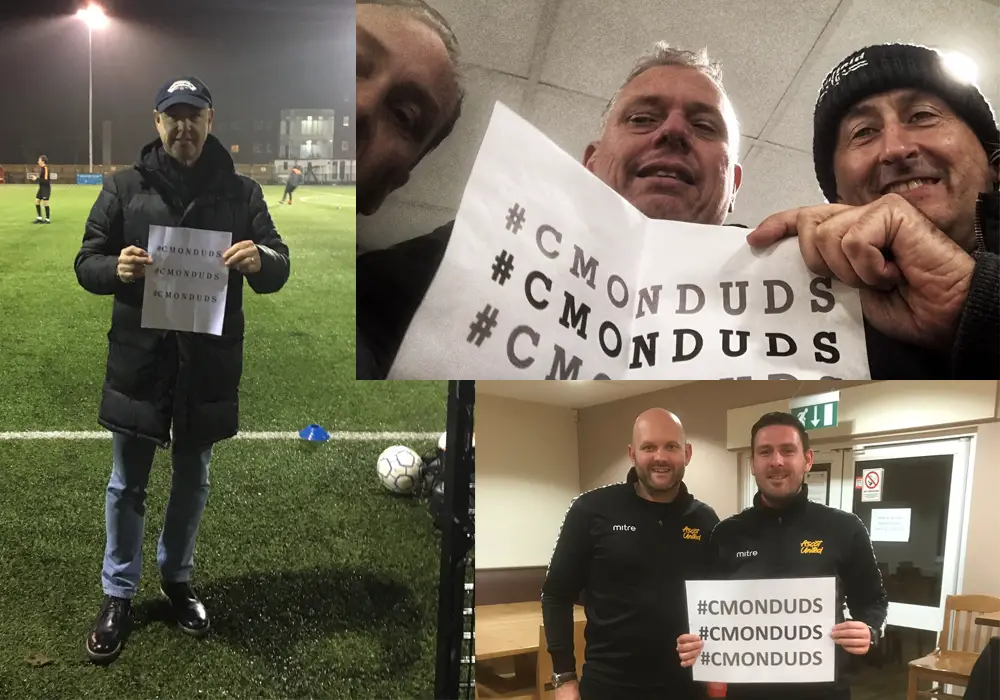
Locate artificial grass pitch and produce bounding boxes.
[0,182,451,698]
[0,438,442,699]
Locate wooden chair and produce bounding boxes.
[906,594,1000,700]
[535,620,587,700]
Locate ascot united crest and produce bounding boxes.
[800,539,824,555]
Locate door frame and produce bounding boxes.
[841,436,974,632]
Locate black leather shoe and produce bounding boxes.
[160,581,210,636]
[85,595,132,664]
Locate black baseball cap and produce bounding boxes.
[154,76,213,112]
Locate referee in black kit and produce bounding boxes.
[33,155,51,224]
[542,408,720,700]
[677,412,888,700]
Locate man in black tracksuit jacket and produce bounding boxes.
[541,409,720,700]
[679,412,888,700]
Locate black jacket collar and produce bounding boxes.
[977,190,999,254]
[626,466,694,512]
[751,481,811,518]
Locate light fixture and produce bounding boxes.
[940,50,978,85]
[76,4,108,29]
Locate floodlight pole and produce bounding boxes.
[88,24,93,173]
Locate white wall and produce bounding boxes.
[577,380,863,519]
[477,393,580,568]
[963,421,1000,596]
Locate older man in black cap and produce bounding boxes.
[749,44,999,379]
[75,75,290,664]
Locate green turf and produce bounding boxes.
[0,184,446,431]
[0,183,452,698]
[0,439,442,699]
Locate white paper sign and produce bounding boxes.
[861,468,883,503]
[141,226,232,336]
[804,471,829,505]
[870,508,911,542]
[685,577,837,684]
[389,103,870,380]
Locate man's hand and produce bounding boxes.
[117,245,152,283]
[223,240,262,275]
[748,194,976,351]
[677,632,704,667]
[553,679,580,700]
[831,621,871,655]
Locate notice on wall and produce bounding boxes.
[861,468,884,503]
[804,471,829,505]
[388,102,871,380]
[869,508,912,543]
[141,225,232,336]
[685,577,836,683]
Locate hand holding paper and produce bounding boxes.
[222,240,262,275]
[117,245,153,283]
[748,194,976,351]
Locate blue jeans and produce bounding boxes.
[101,432,212,599]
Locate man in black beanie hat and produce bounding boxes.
[748,43,998,379]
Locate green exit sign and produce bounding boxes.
[789,391,840,430]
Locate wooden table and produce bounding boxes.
[477,601,586,660]
[975,611,1000,628]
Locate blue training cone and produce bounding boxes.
[299,424,330,442]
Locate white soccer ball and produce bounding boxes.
[377,445,424,495]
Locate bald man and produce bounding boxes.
[541,409,721,700]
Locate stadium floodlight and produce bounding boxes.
[75,5,109,173]
[76,5,108,29]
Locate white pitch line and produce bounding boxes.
[0,430,440,441]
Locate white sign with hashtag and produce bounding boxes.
[141,226,232,336]
[685,577,837,684]
[387,102,871,380]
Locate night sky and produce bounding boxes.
[0,0,354,165]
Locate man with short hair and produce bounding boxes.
[33,155,51,224]
[76,74,290,664]
[542,408,720,700]
[357,41,746,378]
[749,43,999,379]
[677,412,888,700]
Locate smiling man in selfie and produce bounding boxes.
[749,43,999,379]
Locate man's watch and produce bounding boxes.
[551,671,578,688]
[867,624,880,649]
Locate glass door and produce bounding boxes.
[838,438,973,632]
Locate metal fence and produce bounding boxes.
[0,162,355,186]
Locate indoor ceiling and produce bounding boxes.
[358,0,999,250]
[477,380,694,408]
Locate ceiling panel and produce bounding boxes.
[429,0,547,77]
[729,143,826,229]
[764,0,1000,153]
[539,0,840,138]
